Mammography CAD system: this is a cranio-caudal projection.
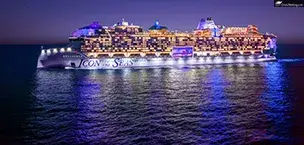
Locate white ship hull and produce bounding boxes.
[37,54,276,69]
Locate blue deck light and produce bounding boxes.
[155,20,160,28]
[213,27,217,37]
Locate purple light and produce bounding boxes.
[71,22,102,37]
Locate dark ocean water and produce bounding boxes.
[1,44,304,145]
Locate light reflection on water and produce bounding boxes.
[23,62,293,144]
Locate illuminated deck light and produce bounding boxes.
[41,50,45,55]
[196,52,202,56]
[60,48,65,52]
[140,53,146,57]
[53,48,58,53]
[46,49,51,55]
[202,52,208,56]
[108,53,114,57]
[67,47,72,52]
[124,53,130,57]
[93,53,98,58]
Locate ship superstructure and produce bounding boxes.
[69,17,277,58]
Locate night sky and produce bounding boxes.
[0,0,303,44]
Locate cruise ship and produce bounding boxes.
[37,17,277,69]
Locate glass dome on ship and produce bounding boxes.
[70,21,104,37]
[149,21,168,30]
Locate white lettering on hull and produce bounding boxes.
[79,58,137,69]
[75,56,276,69]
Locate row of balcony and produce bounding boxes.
[86,50,264,58]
